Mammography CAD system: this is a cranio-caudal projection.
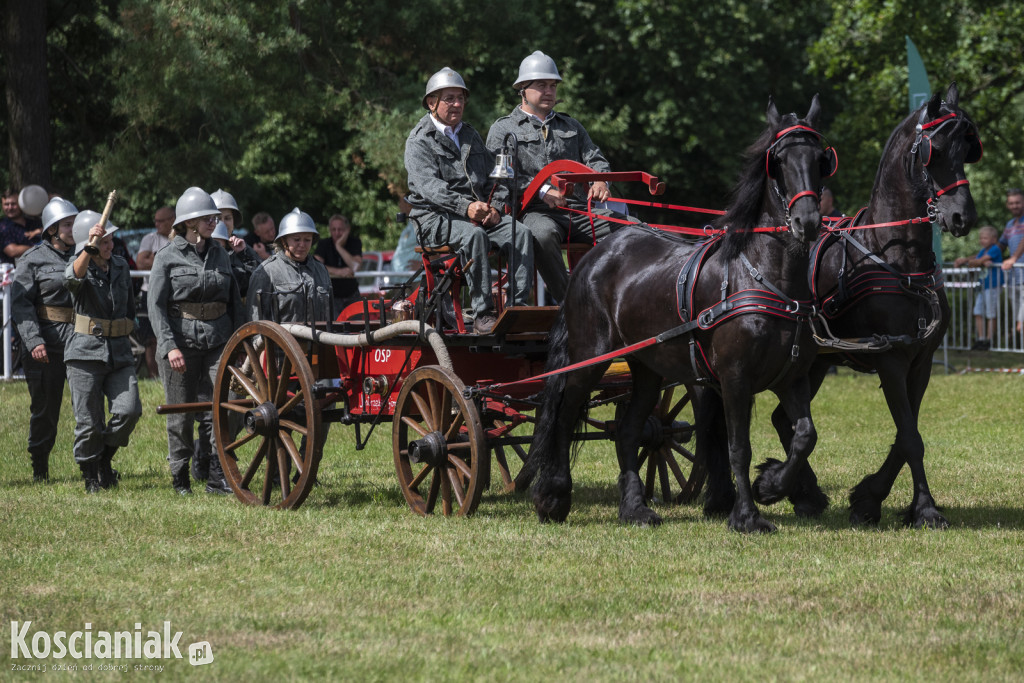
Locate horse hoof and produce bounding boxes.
[905,506,949,530]
[790,487,830,518]
[620,506,663,528]
[535,495,571,523]
[728,511,777,534]
[848,506,881,527]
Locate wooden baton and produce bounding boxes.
[86,190,119,250]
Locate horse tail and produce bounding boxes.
[515,306,572,491]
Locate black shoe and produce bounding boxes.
[172,469,192,496]
[473,314,498,334]
[205,478,232,495]
[30,453,49,482]
[79,461,101,494]
[98,446,119,489]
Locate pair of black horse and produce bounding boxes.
[525,83,980,533]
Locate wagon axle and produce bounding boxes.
[245,402,280,437]
[407,430,448,467]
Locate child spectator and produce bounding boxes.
[954,225,1003,350]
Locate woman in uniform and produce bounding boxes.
[248,208,334,480]
[11,197,78,481]
[64,210,142,492]
[148,187,246,495]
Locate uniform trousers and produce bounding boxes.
[66,360,142,464]
[421,213,533,317]
[519,209,621,303]
[158,346,222,477]
[23,351,67,460]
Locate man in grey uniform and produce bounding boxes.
[64,210,142,492]
[11,197,78,481]
[486,51,623,304]
[405,66,533,334]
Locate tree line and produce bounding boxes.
[2,0,1022,258]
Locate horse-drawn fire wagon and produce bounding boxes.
[158,162,705,516]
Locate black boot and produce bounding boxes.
[172,467,192,496]
[191,442,210,482]
[30,452,49,483]
[79,460,101,494]
[204,453,232,495]
[98,445,120,489]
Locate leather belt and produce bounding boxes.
[169,301,227,321]
[36,305,74,323]
[74,314,134,337]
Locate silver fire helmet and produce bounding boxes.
[211,188,240,213]
[514,51,562,90]
[41,197,79,235]
[172,187,220,226]
[211,220,230,242]
[72,210,118,254]
[422,67,469,110]
[276,208,318,241]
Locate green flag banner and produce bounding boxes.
[907,36,940,261]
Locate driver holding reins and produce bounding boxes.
[487,51,625,305]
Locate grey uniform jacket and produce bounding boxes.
[63,255,136,368]
[405,114,505,220]
[248,252,333,325]
[11,242,73,353]
[229,243,261,298]
[148,235,246,359]
[486,107,611,211]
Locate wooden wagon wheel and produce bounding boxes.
[393,365,488,516]
[491,418,531,493]
[616,385,705,504]
[213,321,322,510]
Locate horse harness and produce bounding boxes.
[671,229,817,390]
[808,211,944,355]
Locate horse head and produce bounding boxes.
[721,96,831,250]
[764,95,833,243]
[907,82,980,237]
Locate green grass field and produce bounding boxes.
[1,361,1022,681]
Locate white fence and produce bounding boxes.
[943,264,1024,352]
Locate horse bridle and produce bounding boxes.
[909,107,982,226]
[765,124,838,227]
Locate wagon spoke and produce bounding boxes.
[665,392,690,422]
[494,446,513,488]
[401,415,431,439]
[241,438,268,489]
[261,456,274,505]
[409,390,435,432]
[222,399,257,415]
[449,453,473,480]
[657,387,675,416]
[447,467,466,508]
[228,365,263,403]
[279,419,307,436]
[443,409,465,442]
[408,462,432,492]
[425,468,441,513]
[277,391,304,417]
[264,346,279,403]
[438,388,454,435]
[658,454,672,500]
[664,447,689,486]
[670,442,697,463]
[426,380,440,428]
[242,340,268,398]
[276,444,291,500]
[273,354,294,407]
[440,467,453,516]
[226,430,258,452]
[279,429,304,472]
[643,448,658,494]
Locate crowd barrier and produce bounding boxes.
[944,263,1024,352]
[4,263,1021,380]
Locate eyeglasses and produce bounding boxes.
[203,216,219,225]
[439,94,465,105]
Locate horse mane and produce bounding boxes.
[717,113,801,260]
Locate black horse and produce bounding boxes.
[713,83,978,529]
[527,97,833,533]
